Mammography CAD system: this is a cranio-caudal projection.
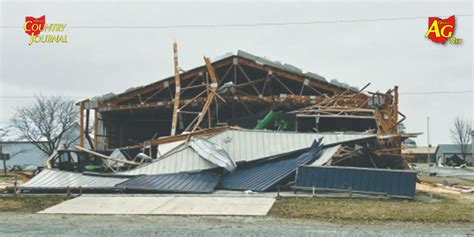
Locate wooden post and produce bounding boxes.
[348,186,352,199]
[14,175,17,194]
[79,102,85,147]
[188,57,219,135]
[0,146,6,176]
[393,86,400,149]
[94,109,99,149]
[66,186,71,198]
[171,41,181,136]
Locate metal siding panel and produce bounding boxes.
[336,169,345,189]
[316,167,324,187]
[324,168,333,188]
[308,145,340,166]
[332,168,341,189]
[21,169,127,189]
[360,169,369,191]
[208,130,375,163]
[220,141,322,191]
[121,147,218,176]
[307,166,315,187]
[376,171,385,193]
[345,169,353,189]
[384,171,393,195]
[351,169,359,190]
[393,172,402,195]
[116,173,220,193]
[408,173,416,197]
[294,166,417,198]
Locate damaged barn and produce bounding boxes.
[20,44,418,199]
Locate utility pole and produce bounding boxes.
[1,145,6,176]
[427,116,431,173]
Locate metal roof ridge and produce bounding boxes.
[226,128,375,135]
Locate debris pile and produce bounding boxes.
[19,45,419,199]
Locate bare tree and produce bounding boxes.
[10,95,79,156]
[0,127,8,141]
[450,117,472,162]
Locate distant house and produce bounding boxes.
[435,144,473,166]
[402,146,436,163]
[402,138,417,148]
[0,141,48,168]
[0,122,84,169]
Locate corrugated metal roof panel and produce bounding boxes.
[116,172,220,193]
[207,130,374,163]
[308,145,340,166]
[157,140,185,158]
[235,50,357,92]
[219,140,323,192]
[21,169,127,190]
[189,138,236,172]
[119,130,374,175]
[294,166,417,199]
[93,50,358,104]
[121,146,218,175]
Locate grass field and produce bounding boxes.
[2,191,473,224]
[270,193,474,223]
[0,196,67,213]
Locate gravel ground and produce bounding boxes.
[0,213,473,237]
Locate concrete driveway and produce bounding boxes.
[40,196,275,216]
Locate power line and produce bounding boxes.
[0,90,472,99]
[1,14,473,29]
[399,90,474,95]
[0,96,84,98]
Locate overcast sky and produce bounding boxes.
[1,1,472,146]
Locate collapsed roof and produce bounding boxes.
[19,46,414,197]
[77,48,404,153]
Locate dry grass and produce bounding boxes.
[270,193,474,223]
[0,196,67,213]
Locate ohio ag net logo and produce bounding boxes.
[425,15,461,45]
[24,15,68,45]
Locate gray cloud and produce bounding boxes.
[1,1,472,146]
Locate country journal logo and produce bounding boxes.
[24,15,68,45]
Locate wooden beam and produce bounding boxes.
[98,95,329,112]
[171,41,181,136]
[272,74,295,95]
[93,109,99,149]
[237,57,346,95]
[79,102,85,147]
[188,56,219,135]
[104,58,233,105]
[179,90,208,111]
[75,145,140,165]
[237,64,261,95]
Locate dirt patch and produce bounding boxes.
[0,196,67,213]
[269,193,474,223]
